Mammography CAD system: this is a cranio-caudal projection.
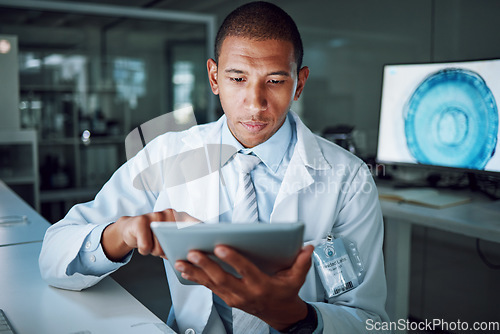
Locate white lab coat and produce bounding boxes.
[40,112,389,333]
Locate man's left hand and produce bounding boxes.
[174,244,315,331]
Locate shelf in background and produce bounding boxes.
[0,130,39,211]
[20,85,118,94]
[0,175,36,185]
[40,187,100,202]
[39,135,126,146]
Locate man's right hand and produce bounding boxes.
[101,209,197,262]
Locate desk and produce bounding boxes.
[0,242,175,334]
[0,181,175,333]
[0,180,50,246]
[379,184,500,330]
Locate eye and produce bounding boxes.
[269,79,285,85]
[230,77,244,83]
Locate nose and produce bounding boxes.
[244,82,267,113]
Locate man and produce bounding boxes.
[40,2,389,333]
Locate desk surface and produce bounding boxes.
[0,180,50,246]
[378,184,500,243]
[378,182,500,330]
[0,242,174,334]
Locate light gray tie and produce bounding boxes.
[231,153,269,334]
[232,153,261,223]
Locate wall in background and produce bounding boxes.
[276,0,500,158]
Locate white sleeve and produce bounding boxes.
[313,163,391,333]
[39,155,159,291]
[65,223,133,277]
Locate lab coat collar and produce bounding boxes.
[180,115,237,173]
[181,113,331,172]
[181,115,226,148]
[220,115,293,174]
[289,112,331,171]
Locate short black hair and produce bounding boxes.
[214,1,304,71]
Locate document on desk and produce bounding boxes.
[378,188,471,208]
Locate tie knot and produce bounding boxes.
[236,153,261,174]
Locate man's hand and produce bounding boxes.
[174,244,315,331]
[102,209,198,261]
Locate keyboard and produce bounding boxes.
[0,310,15,334]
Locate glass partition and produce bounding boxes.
[0,3,214,221]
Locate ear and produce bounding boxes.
[294,66,309,101]
[207,58,219,95]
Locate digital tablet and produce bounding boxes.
[151,222,305,285]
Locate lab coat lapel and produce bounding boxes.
[271,154,313,222]
[271,113,330,223]
[175,117,226,222]
[164,118,227,333]
[166,260,213,333]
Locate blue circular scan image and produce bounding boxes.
[404,68,498,169]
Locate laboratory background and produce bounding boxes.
[1,0,499,333]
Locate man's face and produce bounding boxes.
[207,36,309,148]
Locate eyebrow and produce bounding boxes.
[268,71,290,77]
[225,68,246,74]
[224,68,291,77]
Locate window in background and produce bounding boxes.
[172,61,195,111]
[0,3,214,222]
[113,57,146,110]
[167,42,208,124]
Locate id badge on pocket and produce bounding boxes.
[312,235,364,298]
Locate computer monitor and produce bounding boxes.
[377,58,500,176]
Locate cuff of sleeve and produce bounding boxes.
[310,303,324,334]
[67,222,133,277]
[276,302,322,334]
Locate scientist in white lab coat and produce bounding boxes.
[39,2,389,333]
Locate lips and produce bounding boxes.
[240,121,267,132]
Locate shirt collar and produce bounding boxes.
[222,113,293,173]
